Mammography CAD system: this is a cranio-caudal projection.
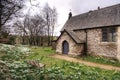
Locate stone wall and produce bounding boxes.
[56,32,84,55]
[117,27,120,61]
[57,27,119,59]
[74,28,118,58]
[87,28,117,58]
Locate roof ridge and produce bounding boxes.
[61,4,120,31]
[73,3,120,18]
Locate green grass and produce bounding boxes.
[28,47,120,67]
[0,44,119,79]
[77,55,120,67]
[27,47,120,79]
[27,47,68,67]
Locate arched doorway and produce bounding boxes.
[62,40,69,54]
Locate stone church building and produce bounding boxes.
[56,4,120,61]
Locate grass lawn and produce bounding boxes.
[27,47,120,79]
[77,55,120,67]
[0,44,120,80]
[27,47,68,67]
[28,46,120,67]
[0,45,120,80]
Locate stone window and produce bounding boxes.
[102,27,116,42]
[102,28,108,42]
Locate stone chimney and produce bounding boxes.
[68,12,72,19]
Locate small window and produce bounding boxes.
[102,27,116,42]
[109,28,116,42]
[102,28,108,42]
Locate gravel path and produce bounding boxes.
[52,54,120,71]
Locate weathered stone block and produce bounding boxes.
[117,27,120,61]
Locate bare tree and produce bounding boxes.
[12,2,57,46]
[43,3,51,46]
[43,3,57,46]
[28,15,46,46]
[13,13,46,46]
[0,0,25,35]
[51,7,57,41]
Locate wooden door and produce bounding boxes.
[62,41,69,54]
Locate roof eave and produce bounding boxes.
[73,25,120,31]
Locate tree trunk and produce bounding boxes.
[48,25,50,46]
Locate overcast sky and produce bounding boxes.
[28,0,120,36]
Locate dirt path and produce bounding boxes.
[52,54,120,71]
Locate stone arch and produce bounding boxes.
[62,40,69,54]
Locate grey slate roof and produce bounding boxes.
[57,29,84,44]
[61,4,120,31]
[66,30,84,43]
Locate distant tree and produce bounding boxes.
[31,15,46,46]
[14,13,46,46]
[12,2,57,46]
[43,3,51,46]
[43,3,57,46]
[51,7,57,41]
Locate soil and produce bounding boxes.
[52,54,120,71]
